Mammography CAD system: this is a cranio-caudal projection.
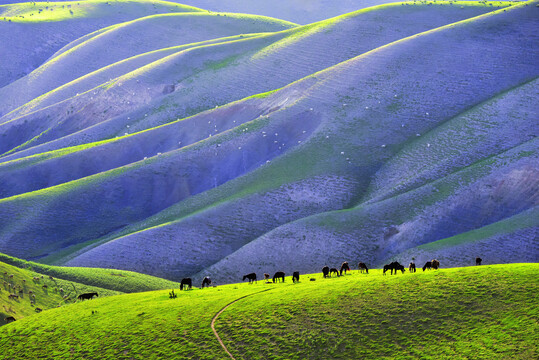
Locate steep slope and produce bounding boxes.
[0,0,203,88]
[0,1,536,282]
[0,2,508,161]
[0,5,538,280]
[0,11,296,118]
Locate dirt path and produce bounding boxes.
[211,288,273,359]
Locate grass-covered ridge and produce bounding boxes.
[0,264,537,358]
[0,253,179,293]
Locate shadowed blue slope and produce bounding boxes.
[0,2,536,281]
[0,2,508,157]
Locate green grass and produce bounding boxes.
[0,259,120,325]
[0,253,179,293]
[0,264,536,359]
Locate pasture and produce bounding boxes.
[0,252,180,293]
[1,263,536,359]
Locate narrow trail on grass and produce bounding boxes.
[211,287,274,359]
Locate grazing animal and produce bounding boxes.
[383,262,405,275]
[329,268,339,277]
[242,273,257,284]
[340,262,351,276]
[358,262,369,274]
[35,308,42,313]
[5,316,16,324]
[179,278,192,290]
[264,273,270,281]
[77,292,98,301]
[322,266,330,278]
[310,278,316,281]
[273,271,285,283]
[409,262,416,273]
[8,294,19,300]
[431,259,440,270]
[42,284,48,289]
[292,272,300,283]
[201,277,212,288]
[476,257,482,266]
[422,261,432,271]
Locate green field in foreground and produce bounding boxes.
[0,263,537,359]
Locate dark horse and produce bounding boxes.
[409,262,416,273]
[292,271,300,283]
[201,277,212,288]
[329,268,340,277]
[422,261,432,271]
[358,262,369,274]
[340,262,351,276]
[431,259,440,270]
[273,271,285,283]
[77,292,98,301]
[242,273,257,284]
[476,257,482,266]
[322,266,330,278]
[383,262,405,275]
[180,278,192,290]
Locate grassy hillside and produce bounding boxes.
[0,264,537,358]
[0,253,180,293]
[0,258,120,326]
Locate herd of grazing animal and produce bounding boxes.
[3,256,484,325]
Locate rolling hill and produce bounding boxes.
[0,0,537,284]
[0,264,537,358]
[0,0,204,89]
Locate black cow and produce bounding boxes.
[201,277,212,288]
[180,278,192,290]
[77,292,98,301]
[273,271,285,283]
[476,257,482,266]
[242,273,257,284]
[322,266,330,278]
[292,272,300,283]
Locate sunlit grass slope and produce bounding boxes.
[0,264,537,359]
[0,258,120,326]
[0,0,204,88]
[0,252,180,293]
